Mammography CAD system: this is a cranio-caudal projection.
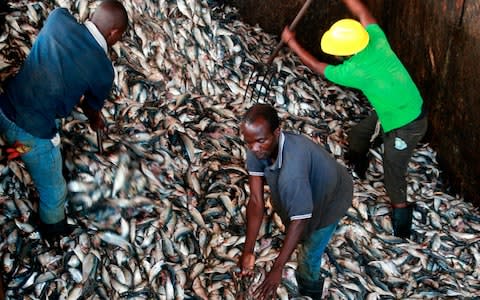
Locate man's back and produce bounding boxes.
[277,133,352,231]
[0,8,113,139]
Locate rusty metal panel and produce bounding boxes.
[434,0,480,205]
[381,0,480,206]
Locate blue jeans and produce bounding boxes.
[296,221,339,282]
[0,109,66,224]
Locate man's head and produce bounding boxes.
[241,104,280,161]
[91,0,128,47]
[321,19,369,56]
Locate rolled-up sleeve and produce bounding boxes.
[281,177,313,221]
[246,150,265,176]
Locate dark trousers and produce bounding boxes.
[348,112,428,204]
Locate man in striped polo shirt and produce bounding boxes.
[238,104,353,299]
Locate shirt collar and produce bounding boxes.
[84,20,108,55]
[269,130,285,170]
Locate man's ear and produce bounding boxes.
[273,127,281,138]
[106,28,122,45]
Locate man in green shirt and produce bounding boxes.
[281,0,427,238]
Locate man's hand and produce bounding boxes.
[254,265,282,300]
[87,111,105,132]
[79,100,105,131]
[250,219,307,299]
[239,252,256,277]
[281,26,296,45]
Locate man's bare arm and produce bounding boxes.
[342,0,377,26]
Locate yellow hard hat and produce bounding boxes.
[321,19,369,56]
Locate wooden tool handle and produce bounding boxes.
[266,0,314,65]
[96,129,103,155]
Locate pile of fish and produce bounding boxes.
[0,0,479,299]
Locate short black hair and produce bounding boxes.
[242,104,280,132]
[95,0,129,32]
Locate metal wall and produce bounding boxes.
[232,0,480,207]
[366,0,479,207]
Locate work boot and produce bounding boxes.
[296,275,324,300]
[39,218,75,243]
[28,211,40,226]
[392,205,413,238]
[345,151,369,179]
